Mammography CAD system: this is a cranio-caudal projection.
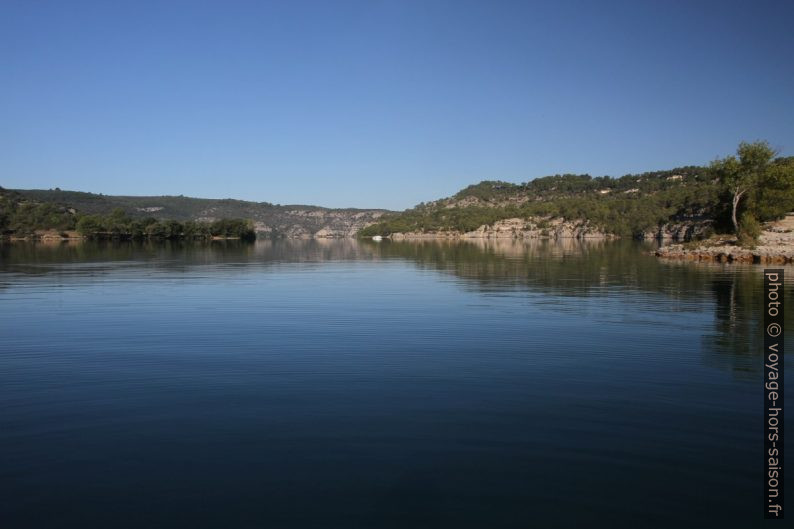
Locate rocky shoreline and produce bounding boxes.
[655,216,794,264]
[375,215,716,242]
[4,230,83,242]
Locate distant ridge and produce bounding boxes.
[11,189,390,238]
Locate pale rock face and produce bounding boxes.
[641,218,713,241]
[314,228,338,238]
[253,222,272,233]
[391,217,615,240]
[251,210,385,238]
[445,196,483,209]
[462,218,529,238]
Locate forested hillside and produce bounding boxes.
[0,188,255,240]
[6,189,389,238]
[361,145,794,240]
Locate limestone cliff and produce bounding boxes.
[388,217,615,240]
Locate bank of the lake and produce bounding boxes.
[656,215,794,264]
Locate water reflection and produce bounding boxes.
[1,238,790,377]
[0,237,788,527]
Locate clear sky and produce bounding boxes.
[2,0,793,210]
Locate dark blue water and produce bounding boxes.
[0,239,790,528]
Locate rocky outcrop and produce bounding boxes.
[389,217,615,240]
[9,230,83,241]
[640,218,713,241]
[381,214,715,242]
[252,210,386,238]
[655,216,794,263]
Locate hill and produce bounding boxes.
[360,166,723,240]
[6,143,793,242]
[362,144,794,242]
[9,189,389,238]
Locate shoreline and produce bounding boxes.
[655,216,794,264]
[655,244,794,264]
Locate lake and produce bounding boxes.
[0,238,790,528]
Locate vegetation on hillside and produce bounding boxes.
[5,141,792,243]
[0,190,255,240]
[10,189,388,238]
[0,189,76,235]
[361,142,794,241]
[710,141,794,246]
[75,209,256,240]
[360,168,718,238]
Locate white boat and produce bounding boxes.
[372,235,383,241]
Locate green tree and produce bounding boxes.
[76,215,105,235]
[711,141,777,235]
[751,156,794,221]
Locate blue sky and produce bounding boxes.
[2,0,793,210]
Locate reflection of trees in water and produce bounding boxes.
[378,238,716,299]
[0,239,256,268]
[378,239,791,376]
[2,238,790,375]
[700,275,773,379]
[0,239,380,270]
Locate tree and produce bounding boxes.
[751,156,794,221]
[711,141,777,235]
[76,215,105,235]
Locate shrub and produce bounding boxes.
[737,212,761,248]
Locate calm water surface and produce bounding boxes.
[1,239,791,528]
